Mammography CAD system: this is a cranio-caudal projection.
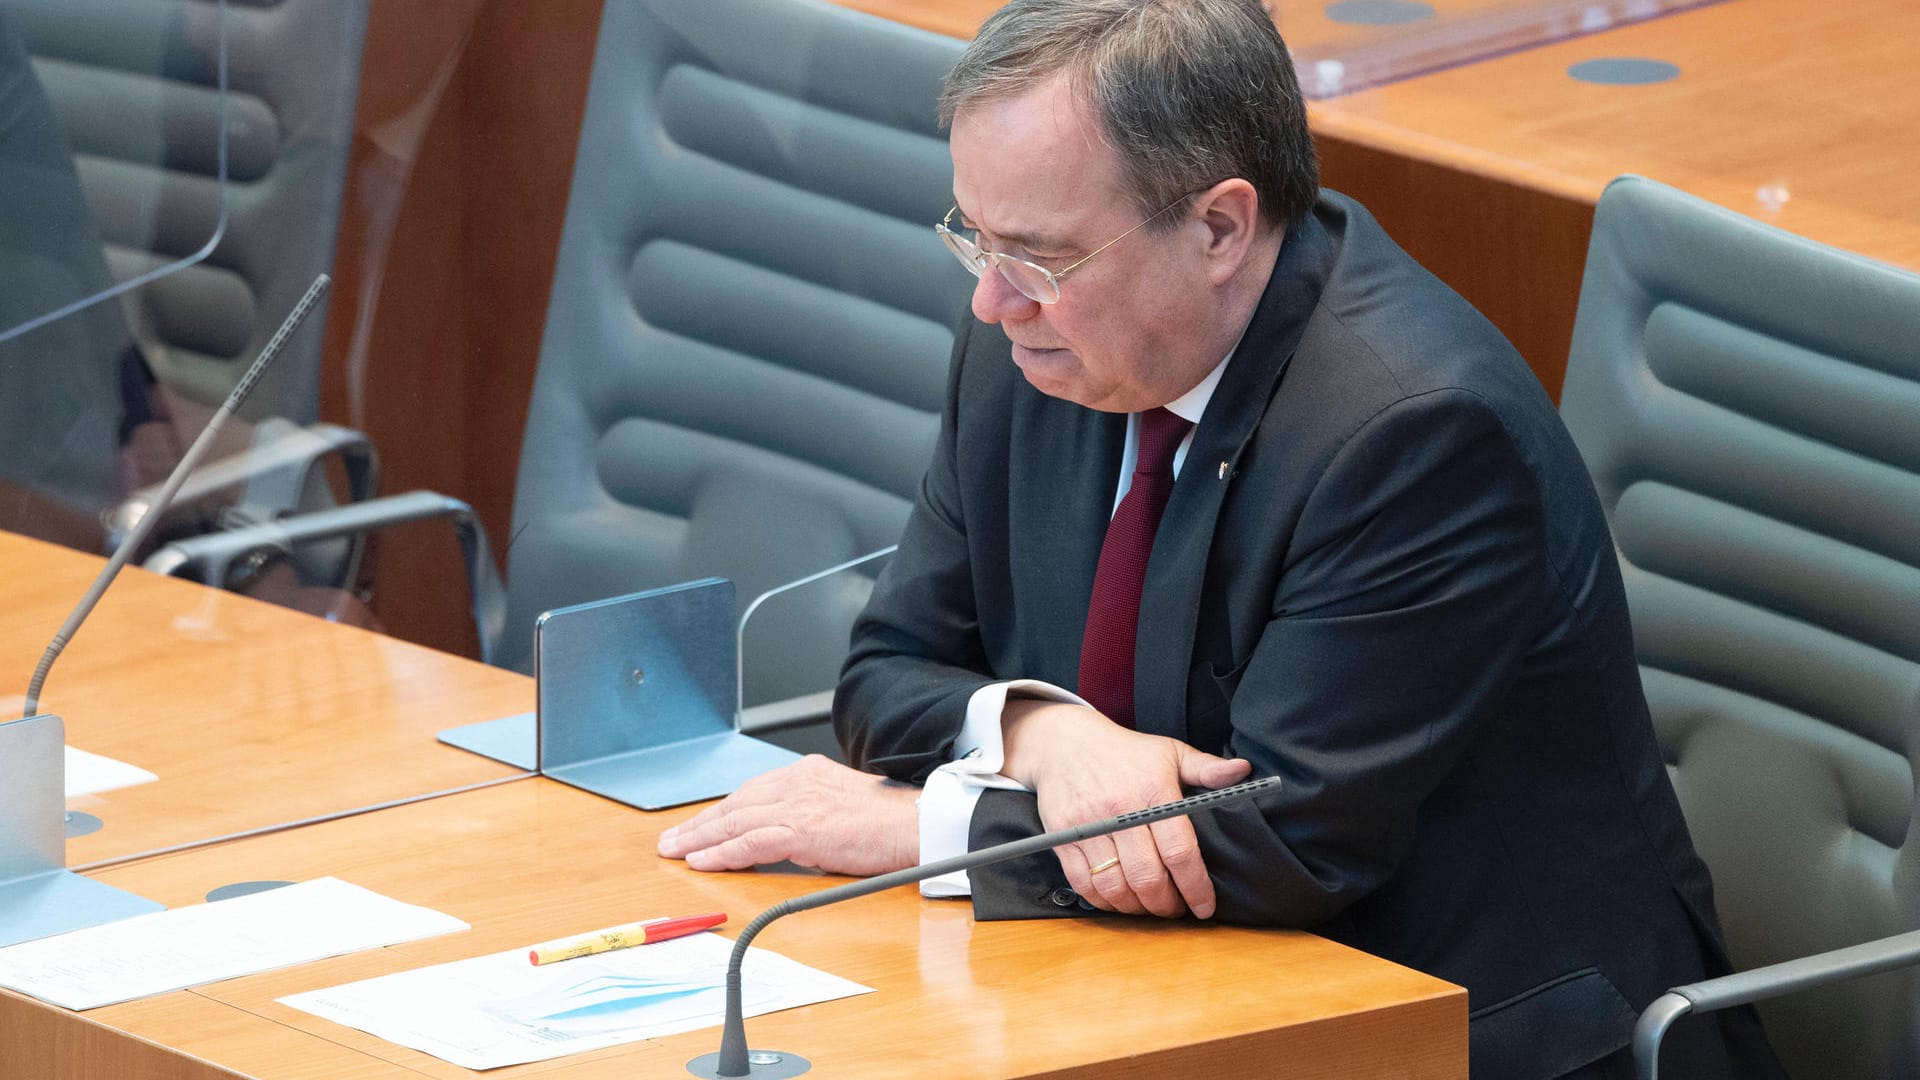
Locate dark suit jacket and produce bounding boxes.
[834,192,1782,1080]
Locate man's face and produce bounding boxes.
[948,77,1220,413]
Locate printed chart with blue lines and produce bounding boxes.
[280,931,871,1070]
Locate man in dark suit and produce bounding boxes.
[659,2,1781,1075]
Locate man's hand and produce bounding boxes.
[1001,701,1250,919]
[656,754,919,877]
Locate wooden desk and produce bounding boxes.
[0,532,530,866]
[1312,0,1920,268]
[4,780,1466,1079]
[1310,0,1920,395]
[832,0,1917,399]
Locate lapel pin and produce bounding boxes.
[1218,461,1231,480]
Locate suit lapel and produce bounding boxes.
[1132,210,1339,740]
[1007,387,1125,684]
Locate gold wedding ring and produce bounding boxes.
[1088,856,1121,875]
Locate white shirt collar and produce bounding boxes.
[1116,346,1236,508]
[1162,351,1231,426]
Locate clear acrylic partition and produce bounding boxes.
[1277,0,1723,98]
[0,0,504,885]
[728,545,895,761]
[0,0,235,544]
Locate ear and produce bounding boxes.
[1190,178,1263,286]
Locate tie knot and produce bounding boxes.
[1135,407,1192,474]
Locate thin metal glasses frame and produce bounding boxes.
[935,194,1190,304]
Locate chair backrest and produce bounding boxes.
[1,0,366,421]
[504,0,971,704]
[1560,175,1920,1080]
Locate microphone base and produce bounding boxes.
[686,1049,811,1078]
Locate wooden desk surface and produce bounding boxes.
[7,780,1466,1079]
[1311,0,1920,272]
[1,532,530,866]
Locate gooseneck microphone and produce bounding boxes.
[686,774,1284,1078]
[22,273,331,717]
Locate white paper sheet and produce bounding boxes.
[0,877,468,1010]
[64,745,157,798]
[280,931,874,1070]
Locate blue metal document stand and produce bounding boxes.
[0,714,163,948]
[438,578,800,808]
[537,579,800,810]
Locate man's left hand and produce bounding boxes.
[656,754,919,876]
[1002,701,1250,919]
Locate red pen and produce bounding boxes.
[527,912,728,965]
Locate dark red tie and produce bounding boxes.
[1077,407,1193,729]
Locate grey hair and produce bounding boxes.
[939,0,1318,231]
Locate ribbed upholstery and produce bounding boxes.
[1561,175,1920,1080]
[504,0,970,704]
[1,0,365,419]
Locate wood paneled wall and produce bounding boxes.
[1317,134,1593,401]
[317,0,604,656]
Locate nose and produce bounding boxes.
[970,264,1040,326]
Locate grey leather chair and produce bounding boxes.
[0,0,366,421]
[153,0,972,734]
[502,0,968,709]
[1559,175,1920,1080]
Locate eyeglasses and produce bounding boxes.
[935,195,1190,305]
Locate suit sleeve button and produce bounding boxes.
[1047,887,1078,907]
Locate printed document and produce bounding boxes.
[0,877,467,1010]
[64,745,157,798]
[281,931,873,1070]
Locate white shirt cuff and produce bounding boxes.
[917,679,1089,897]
